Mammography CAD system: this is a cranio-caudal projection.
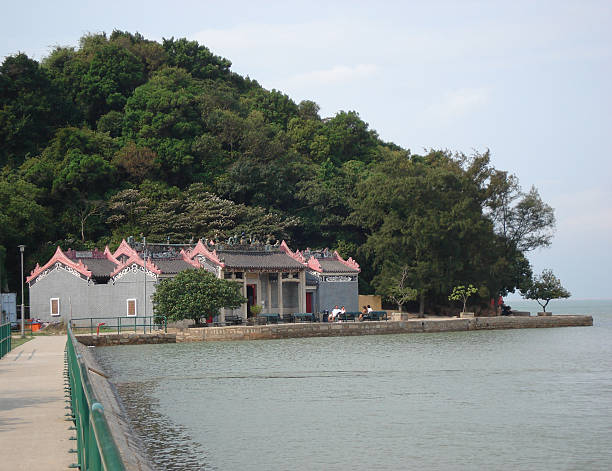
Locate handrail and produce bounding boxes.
[0,322,11,359]
[70,316,167,335]
[66,324,126,470]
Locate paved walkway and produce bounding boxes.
[0,336,73,470]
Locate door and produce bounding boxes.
[246,284,256,317]
[306,292,313,313]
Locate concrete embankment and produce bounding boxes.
[75,315,592,346]
[179,315,593,342]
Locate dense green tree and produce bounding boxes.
[153,269,246,325]
[352,150,496,313]
[0,54,70,166]
[162,37,232,81]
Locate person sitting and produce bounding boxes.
[367,305,373,313]
[359,305,367,321]
[330,305,340,322]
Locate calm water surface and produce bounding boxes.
[96,301,612,470]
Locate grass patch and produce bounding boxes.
[10,336,34,349]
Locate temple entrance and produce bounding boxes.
[306,292,313,313]
[246,284,257,318]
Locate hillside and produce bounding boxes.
[0,31,555,309]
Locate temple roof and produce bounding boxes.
[28,238,360,284]
[71,258,118,278]
[317,259,360,273]
[153,259,197,274]
[216,250,305,270]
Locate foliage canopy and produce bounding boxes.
[521,269,570,312]
[153,269,245,325]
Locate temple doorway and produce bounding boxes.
[246,284,257,318]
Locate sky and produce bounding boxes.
[2,0,611,299]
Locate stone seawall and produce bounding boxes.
[75,316,592,346]
[175,315,593,342]
[76,332,176,347]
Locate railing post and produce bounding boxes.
[118,317,121,335]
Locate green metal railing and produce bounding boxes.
[0,322,11,359]
[69,316,167,335]
[66,324,126,470]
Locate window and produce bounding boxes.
[50,298,60,316]
[127,299,137,317]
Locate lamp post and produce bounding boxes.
[18,245,25,338]
[143,237,146,318]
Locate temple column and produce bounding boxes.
[242,275,248,318]
[278,273,284,316]
[256,274,262,310]
[299,270,306,313]
[218,269,225,323]
[266,273,272,313]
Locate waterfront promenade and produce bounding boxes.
[0,336,73,470]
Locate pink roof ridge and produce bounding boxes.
[187,239,225,267]
[110,253,162,278]
[180,248,201,268]
[279,240,306,263]
[333,251,361,272]
[103,246,121,265]
[26,246,92,283]
[307,257,323,272]
[112,239,139,259]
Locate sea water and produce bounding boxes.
[95,300,612,470]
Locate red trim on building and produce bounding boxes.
[26,246,93,283]
[180,249,201,268]
[186,239,225,268]
[307,257,323,272]
[103,246,121,265]
[279,240,306,263]
[110,253,162,278]
[112,239,139,260]
[333,251,361,272]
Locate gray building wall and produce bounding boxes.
[29,267,156,324]
[316,277,359,312]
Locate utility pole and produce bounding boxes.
[18,245,25,338]
[143,237,146,318]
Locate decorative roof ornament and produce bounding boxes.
[333,251,361,272]
[180,249,201,268]
[279,240,306,263]
[103,246,121,265]
[187,239,225,267]
[112,239,139,259]
[26,246,93,283]
[110,253,162,278]
[307,257,323,273]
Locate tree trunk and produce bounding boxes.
[419,292,425,317]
